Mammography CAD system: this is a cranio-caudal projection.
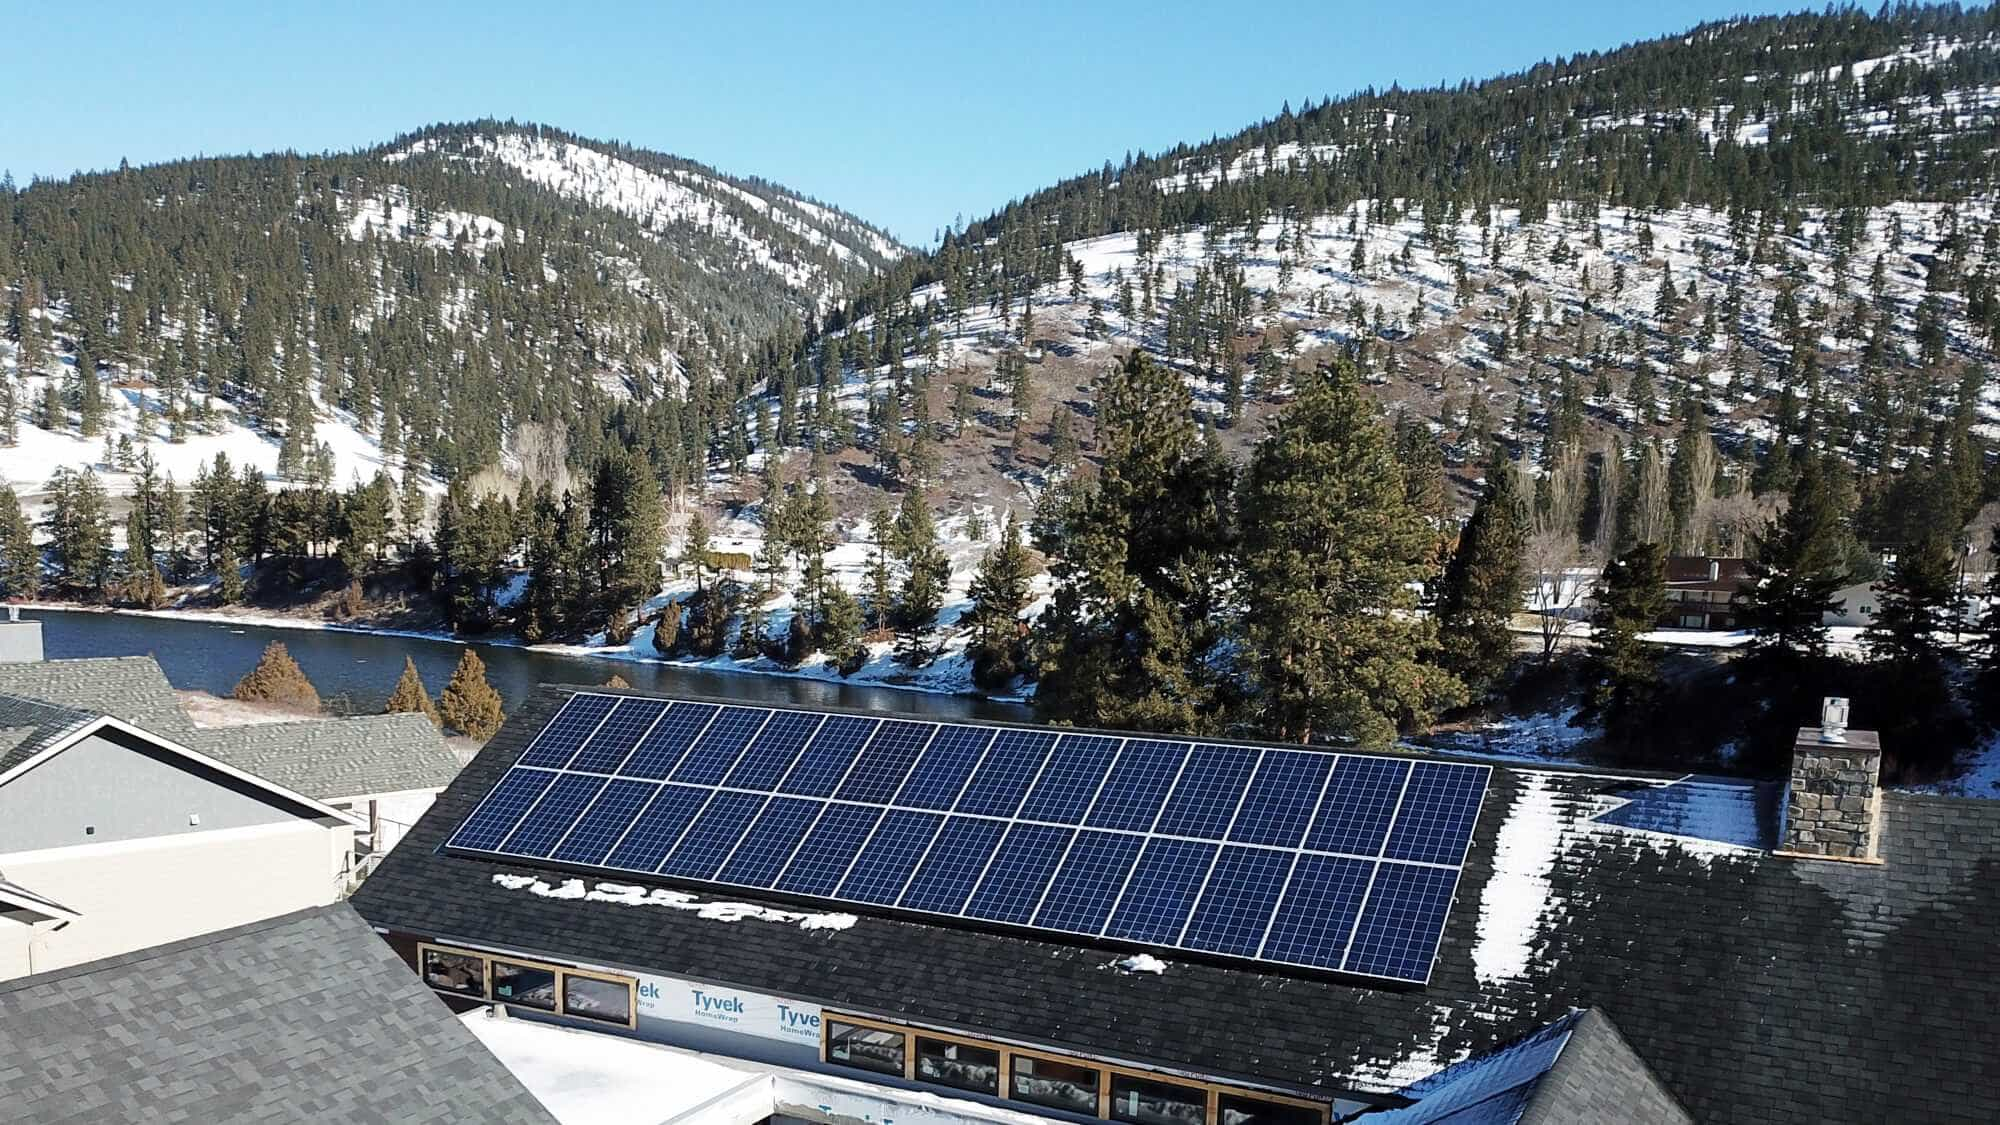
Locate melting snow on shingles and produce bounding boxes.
[1473,773,1565,987]
[491,874,857,932]
[1106,954,1168,975]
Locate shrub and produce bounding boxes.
[232,642,320,712]
[438,649,505,740]
[383,656,440,727]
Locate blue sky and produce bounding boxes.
[8,1,1812,245]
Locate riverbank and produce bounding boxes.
[21,602,1028,708]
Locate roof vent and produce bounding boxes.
[1777,698,1881,864]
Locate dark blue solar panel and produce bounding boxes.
[779,715,879,796]
[892,725,996,809]
[834,720,937,803]
[1032,831,1144,934]
[963,824,1075,924]
[659,791,768,879]
[499,774,609,857]
[671,707,772,784]
[565,698,669,773]
[550,779,661,865]
[601,784,712,872]
[1305,756,1412,856]
[1259,854,1374,969]
[1230,750,1335,848]
[899,817,1007,914]
[1181,847,1294,957]
[716,797,823,887]
[1383,762,1489,866]
[1085,740,1189,832]
[1017,735,1121,823]
[1343,862,1459,982]
[724,710,823,789]
[620,702,720,779]
[838,810,945,904]
[1102,838,1216,944]
[515,694,617,768]
[447,768,559,851]
[955,730,1058,816]
[776,803,885,896]
[1155,745,1261,838]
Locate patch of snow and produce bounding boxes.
[1107,953,1168,975]
[462,1008,761,1125]
[491,874,858,932]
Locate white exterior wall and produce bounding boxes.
[0,818,352,979]
[333,789,439,857]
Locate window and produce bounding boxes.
[421,948,485,998]
[492,961,558,1011]
[561,973,634,1026]
[916,1037,1000,1095]
[1011,1054,1101,1115]
[827,1020,906,1076]
[1218,1094,1325,1125]
[1111,1073,1207,1125]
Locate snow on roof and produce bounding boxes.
[491,873,858,932]
[462,1008,762,1125]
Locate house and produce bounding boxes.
[351,685,2000,1124]
[0,902,556,1123]
[1660,555,1752,629]
[0,622,465,977]
[0,638,461,875]
[0,691,358,978]
[1823,579,1880,627]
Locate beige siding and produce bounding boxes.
[0,818,352,978]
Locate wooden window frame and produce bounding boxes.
[415,942,637,1030]
[819,1010,1329,1125]
[914,1033,1005,1097]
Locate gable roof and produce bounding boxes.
[1368,1009,1689,1124]
[0,694,100,775]
[194,712,461,800]
[0,903,556,1124]
[0,656,198,744]
[0,872,80,923]
[351,685,2000,1125]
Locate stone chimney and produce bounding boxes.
[1778,697,1883,863]
[0,606,43,664]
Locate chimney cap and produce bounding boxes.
[1820,696,1850,741]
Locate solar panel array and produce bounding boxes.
[445,693,1492,984]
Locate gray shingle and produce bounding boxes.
[0,656,198,744]
[0,693,102,775]
[0,902,556,1124]
[194,712,461,800]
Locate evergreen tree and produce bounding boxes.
[0,484,39,598]
[43,467,111,595]
[891,488,948,666]
[232,641,320,712]
[964,512,1035,689]
[1584,542,1668,738]
[1239,363,1461,745]
[1435,457,1530,699]
[437,648,506,739]
[1033,351,1236,733]
[1738,456,1851,658]
[384,656,441,727]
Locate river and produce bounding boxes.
[25,610,1028,722]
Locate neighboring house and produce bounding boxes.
[0,636,461,874]
[1660,555,1752,629]
[0,694,357,978]
[196,712,462,863]
[355,686,2000,1124]
[0,903,556,1124]
[1824,579,1881,627]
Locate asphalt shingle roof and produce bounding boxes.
[0,656,197,744]
[351,686,2000,1125]
[194,712,461,800]
[0,902,556,1124]
[0,693,98,774]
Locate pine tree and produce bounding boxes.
[817,584,866,674]
[1865,482,1961,666]
[1584,542,1668,738]
[1738,455,1851,658]
[232,641,321,712]
[384,656,441,726]
[965,512,1036,689]
[1239,363,1461,745]
[892,488,948,666]
[1436,457,1530,699]
[437,648,506,739]
[216,543,245,603]
[0,484,39,598]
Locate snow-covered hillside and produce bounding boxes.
[393,128,902,310]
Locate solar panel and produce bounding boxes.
[448,691,1492,984]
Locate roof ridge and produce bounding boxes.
[0,903,351,996]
